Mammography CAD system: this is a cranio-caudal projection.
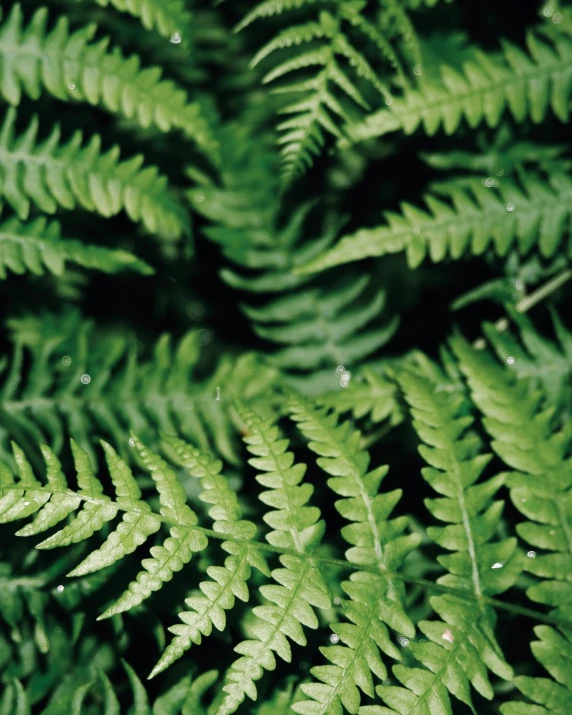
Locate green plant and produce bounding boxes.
[0,0,571,713]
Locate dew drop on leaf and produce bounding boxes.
[80,374,91,385]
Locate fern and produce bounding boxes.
[0,5,217,158]
[452,334,572,617]
[347,28,572,145]
[287,397,421,713]
[298,167,572,272]
[236,0,402,184]
[0,107,188,240]
[382,372,518,713]
[189,127,398,388]
[0,314,275,466]
[72,0,193,43]
[218,402,330,714]
[501,626,572,715]
[0,213,152,278]
[149,433,268,679]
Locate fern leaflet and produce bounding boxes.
[0,107,188,240]
[453,334,572,617]
[0,5,217,157]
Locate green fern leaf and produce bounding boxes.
[500,626,572,715]
[298,168,572,272]
[382,371,518,713]
[75,0,192,42]
[0,214,152,278]
[452,334,572,616]
[237,2,396,184]
[218,403,330,715]
[287,397,421,714]
[0,5,217,157]
[149,434,266,679]
[0,107,188,240]
[0,315,265,466]
[99,435,208,618]
[347,29,572,145]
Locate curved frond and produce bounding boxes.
[149,434,267,679]
[452,334,572,617]
[76,0,192,42]
[0,316,275,466]
[501,626,572,715]
[347,29,572,145]
[381,372,518,713]
[236,2,398,185]
[0,214,152,278]
[298,168,572,272]
[218,403,330,714]
[0,5,217,157]
[0,107,188,240]
[287,397,421,714]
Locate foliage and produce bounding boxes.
[0,0,571,713]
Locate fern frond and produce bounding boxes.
[287,398,421,714]
[0,316,266,466]
[74,0,192,42]
[452,334,572,616]
[189,128,398,386]
[0,213,152,278]
[380,372,518,713]
[483,308,572,416]
[501,626,572,714]
[237,2,397,184]
[0,5,217,157]
[347,28,572,145]
[219,403,330,715]
[298,167,572,272]
[149,434,267,679]
[317,366,403,427]
[0,107,188,240]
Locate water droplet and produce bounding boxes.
[194,191,205,203]
[485,177,495,187]
[186,401,195,411]
[413,227,420,235]
[56,584,65,592]
[491,562,503,569]
[507,203,515,211]
[336,365,345,374]
[333,597,341,605]
[80,374,91,385]
[9,381,17,390]
[506,356,515,365]
[38,242,44,250]
[385,98,393,105]
[329,634,340,643]
[514,280,523,291]
[187,302,205,320]
[553,12,563,23]
[198,329,212,346]
[413,64,422,76]
[53,626,63,635]
[527,550,536,558]
[215,386,221,401]
[170,32,182,44]
[23,501,30,506]
[543,4,555,16]
[522,498,527,503]
[340,371,351,388]
[61,356,72,366]
[398,636,409,647]
[129,438,135,447]
[68,82,76,90]
[442,629,454,643]
[495,168,504,176]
